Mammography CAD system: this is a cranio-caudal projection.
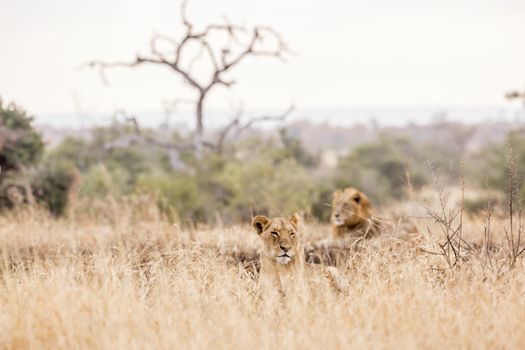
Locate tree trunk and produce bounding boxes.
[194,93,206,159]
[196,94,205,136]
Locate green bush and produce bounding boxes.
[470,131,525,205]
[129,131,319,224]
[135,156,316,224]
[32,161,78,216]
[136,174,203,223]
[336,137,427,203]
[276,128,319,168]
[335,136,461,205]
[79,164,128,198]
[47,137,94,171]
[217,157,314,220]
[309,182,335,222]
[0,99,80,215]
[0,99,44,172]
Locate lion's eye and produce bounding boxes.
[290,232,295,238]
[271,232,279,238]
[354,196,361,204]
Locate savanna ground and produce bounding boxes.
[0,189,524,350]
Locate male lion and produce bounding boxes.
[331,187,383,239]
[331,187,417,239]
[251,213,347,296]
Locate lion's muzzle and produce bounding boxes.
[276,250,293,265]
[332,214,344,227]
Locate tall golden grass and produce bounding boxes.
[0,193,524,350]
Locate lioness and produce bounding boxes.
[252,213,347,296]
[331,187,417,239]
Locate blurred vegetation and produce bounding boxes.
[3,98,524,223]
[335,136,460,203]
[31,161,79,216]
[0,98,76,215]
[44,121,468,224]
[470,130,525,204]
[0,99,44,171]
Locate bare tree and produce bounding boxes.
[85,0,289,145]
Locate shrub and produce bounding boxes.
[336,137,427,204]
[276,128,319,168]
[78,164,126,198]
[309,182,335,222]
[47,137,94,171]
[217,157,314,220]
[32,161,79,216]
[0,99,80,216]
[0,99,44,172]
[135,156,315,224]
[136,174,203,223]
[470,131,525,200]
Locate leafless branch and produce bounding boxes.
[232,104,294,138]
[420,160,473,268]
[215,109,243,153]
[214,104,294,154]
[104,111,193,173]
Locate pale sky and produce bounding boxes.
[1,0,524,124]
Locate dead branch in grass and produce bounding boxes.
[421,160,473,268]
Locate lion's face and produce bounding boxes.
[252,214,301,265]
[331,187,371,227]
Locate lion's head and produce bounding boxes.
[252,213,302,266]
[331,187,372,228]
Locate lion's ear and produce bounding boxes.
[290,212,301,227]
[333,189,343,198]
[252,215,270,235]
[359,191,372,209]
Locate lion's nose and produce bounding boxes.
[334,213,340,218]
[280,245,290,252]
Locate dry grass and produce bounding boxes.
[0,200,524,350]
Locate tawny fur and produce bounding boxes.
[251,214,347,296]
[331,187,417,239]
